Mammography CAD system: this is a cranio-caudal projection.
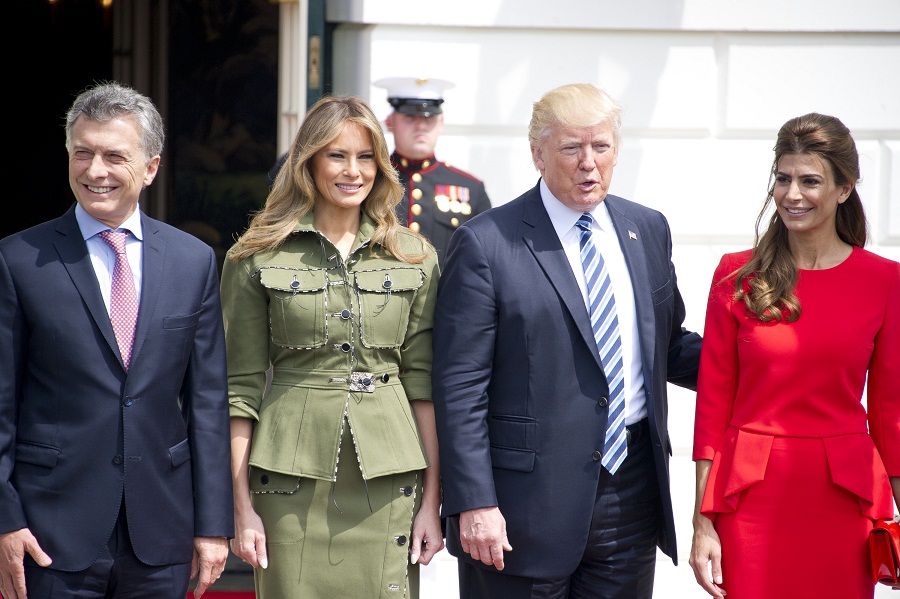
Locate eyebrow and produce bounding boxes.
[324,146,374,154]
[775,170,823,178]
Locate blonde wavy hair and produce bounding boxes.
[229,94,428,263]
[732,113,867,321]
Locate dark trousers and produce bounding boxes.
[24,502,192,599]
[459,418,661,599]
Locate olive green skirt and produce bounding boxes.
[250,424,422,598]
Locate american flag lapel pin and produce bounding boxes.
[628,230,637,240]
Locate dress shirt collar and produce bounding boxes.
[75,203,144,241]
[538,178,614,240]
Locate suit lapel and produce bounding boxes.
[131,215,165,369]
[520,185,604,371]
[605,197,656,377]
[53,209,121,363]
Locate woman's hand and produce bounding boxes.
[409,502,444,566]
[689,513,726,598]
[231,507,268,570]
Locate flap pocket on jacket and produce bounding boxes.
[259,267,328,348]
[249,467,302,494]
[259,267,327,293]
[355,267,424,348]
[15,443,60,468]
[488,414,537,449]
[354,268,424,293]
[490,446,535,473]
[169,438,191,467]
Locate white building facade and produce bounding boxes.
[276,1,899,596]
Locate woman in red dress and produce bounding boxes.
[689,113,900,599]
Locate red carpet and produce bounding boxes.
[187,593,255,598]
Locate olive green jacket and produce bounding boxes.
[221,211,439,481]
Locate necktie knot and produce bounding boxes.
[576,213,594,233]
[99,229,129,254]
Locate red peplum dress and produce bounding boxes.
[693,247,900,599]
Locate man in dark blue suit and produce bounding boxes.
[433,83,702,598]
[0,82,233,599]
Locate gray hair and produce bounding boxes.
[528,83,623,150]
[65,81,165,163]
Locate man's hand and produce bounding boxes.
[190,536,228,599]
[459,507,512,571]
[0,528,52,599]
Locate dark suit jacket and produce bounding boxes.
[0,206,233,571]
[432,181,701,578]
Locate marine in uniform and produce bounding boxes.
[375,77,492,268]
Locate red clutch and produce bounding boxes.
[869,519,900,587]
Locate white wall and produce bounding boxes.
[323,1,900,596]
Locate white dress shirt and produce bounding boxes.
[539,179,648,425]
[76,204,144,314]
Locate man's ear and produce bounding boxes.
[385,112,395,131]
[530,144,544,172]
[143,155,161,186]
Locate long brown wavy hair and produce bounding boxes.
[228,94,428,263]
[733,113,867,321]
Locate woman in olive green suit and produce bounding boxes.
[220,95,444,598]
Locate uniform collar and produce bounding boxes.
[391,151,437,173]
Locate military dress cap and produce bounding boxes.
[374,77,455,117]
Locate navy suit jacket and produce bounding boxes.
[0,206,233,571]
[432,181,701,578]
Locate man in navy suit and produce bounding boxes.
[0,82,233,599]
[433,83,702,598]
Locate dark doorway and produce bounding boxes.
[167,0,279,270]
[8,0,279,267]
[10,0,115,240]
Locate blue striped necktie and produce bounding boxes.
[575,213,627,474]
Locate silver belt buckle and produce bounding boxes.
[350,371,376,393]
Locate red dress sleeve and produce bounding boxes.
[692,251,748,461]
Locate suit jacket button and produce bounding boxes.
[592,451,602,461]
[123,397,134,407]
[598,396,608,408]
[113,455,124,464]
[381,373,390,383]
[395,535,407,546]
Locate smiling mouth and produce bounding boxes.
[336,183,363,191]
[786,207,812,215]
[87,185,113,194]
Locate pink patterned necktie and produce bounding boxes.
[98,230,138,370]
